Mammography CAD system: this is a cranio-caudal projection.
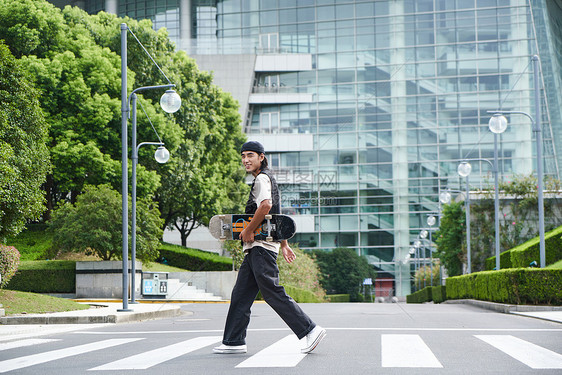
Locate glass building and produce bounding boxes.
[51,0,562,296]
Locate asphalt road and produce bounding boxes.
[1,302,561,374]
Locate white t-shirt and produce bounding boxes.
[243,173,281,253]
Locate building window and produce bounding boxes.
[260,112,280,133]
[259,33,279,53]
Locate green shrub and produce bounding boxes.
[407,286,433,303]
[6,260,75,293]
[5,224,54,261]
[0,245,20,288]
[327,294,350,302]
[431,285,447,303]
[446,268,562,305]
[284,285,324,303]
[158,243,232,271]
[486,225,562,270]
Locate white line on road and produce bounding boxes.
[0,339,60,351]
[75,327,562,335]
[235,335,307,368]
[0,338,143,373]
[382,334,443,368]
[89,336,222,371]
[476,335,562,369]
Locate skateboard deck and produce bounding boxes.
[209,214,296,242]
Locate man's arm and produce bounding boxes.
[239,199,272,243]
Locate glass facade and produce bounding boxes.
[189,0,560,295]
[118,0,181,42]
[65,0,562,296]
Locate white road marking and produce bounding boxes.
[381,334,443,368]
[236,335,306,368]
[75,327,562,335]
[476,335,562,369]
[0,339,60,351]
[0,338,142,373]
[89,336,222,370]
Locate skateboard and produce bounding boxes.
[209,214,296,242]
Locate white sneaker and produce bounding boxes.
[213,344,247,354]
[301,326,326,354]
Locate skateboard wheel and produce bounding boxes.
[265,215,272,220]
[266,236,273,242]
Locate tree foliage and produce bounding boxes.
[0,41,50,241]
[434,202,465,277]
[0,0,247,235]
[312,247,376,301]
[49,184,163,263]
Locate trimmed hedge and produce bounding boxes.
[486,225,562,270]
[432,285,447,303]
[6,261,76,293]
[327,294,350,303]
[158,243,232,271]
[446,268,562,305]
[406,287,432,303]
[284,285,324,303]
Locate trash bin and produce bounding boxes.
[142,272,168,298]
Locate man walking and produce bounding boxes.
[213,141,326,355]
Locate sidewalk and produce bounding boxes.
[0,300,184,325]
[444,299,562,324]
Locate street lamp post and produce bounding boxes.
[129,93,173,303]
[485,56,544,268]
[457,159,494,274]
[120,23,181,311]
[488,114,508,270]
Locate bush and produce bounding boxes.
[278,245,326,301]
[158,243,232,271]
[0,244,20,288]
[5,224,54,261]
[284,285,324,303]
[50,184,163,263]
[327,294,350,303]
[446,268,562,305]
[407,287,433,303]
[432,285,447,303]
[6,260,75,293]
[486,225,562,270]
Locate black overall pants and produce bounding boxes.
[222,246,315,346]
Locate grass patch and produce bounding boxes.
[0,290,89,315]
[144,262,188,272]
[547,259,562,269]
[5,224,54,261]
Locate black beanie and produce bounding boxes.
[241,141,265,155]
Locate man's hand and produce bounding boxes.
[239,227,255,243]
[281,241,296,264]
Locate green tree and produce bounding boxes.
[434,202,465,277]
[0,41,50,241]
[0,1,247,237]
[313,247,376,301]
[49,184,163,263]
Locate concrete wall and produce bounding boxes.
[167,271,238,300]
[76,261,142,299]
[76,261,237,300]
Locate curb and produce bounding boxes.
[0,305,183,325]
[443,299,562,314]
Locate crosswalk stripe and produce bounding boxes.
[235,335,306,368]
[0,339,61,351]
[476,335,562,369]
[0,338,142,373]
[88,336,222,371]
[381,334,443,368]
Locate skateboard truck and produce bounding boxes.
[219,215,229,241]
[265,214,273,242]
